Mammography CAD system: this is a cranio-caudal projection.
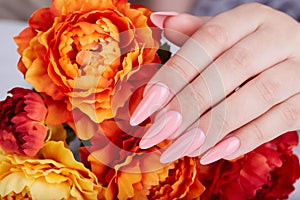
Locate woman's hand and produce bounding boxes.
[130,3,300,164]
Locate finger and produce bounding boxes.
[160,128,205,163]
[162,14,210,46]
[137,18,300,150]
[193,58,300,156]
[200,92,300,165]
[150,3,268,88]
[131,3,268,126]
[166,23,297,138]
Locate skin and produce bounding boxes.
[135,3,300,162]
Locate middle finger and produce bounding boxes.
[130,4,266,126]
[138,18,298,149]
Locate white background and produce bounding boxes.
[0,19,31,100]
[0,19,299,199]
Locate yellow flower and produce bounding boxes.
[0,141,103,199]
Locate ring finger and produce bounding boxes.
[162,58,300,162]
[137,25,298,149]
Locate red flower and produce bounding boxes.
[199,131,300,200]
[0,88,48,156]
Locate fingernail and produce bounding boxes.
[187,148,202,157]
[200,137,240,165]
[150,11,179,29]
[160,128,205,163]
[139,110,182,149]
[130,83,169,126]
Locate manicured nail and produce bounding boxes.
[130,83,169,126]
[150,11,179,29]
[200,137,240,165]
[160,128,205,163]
[139,111,182,149]
[187,148,202,157]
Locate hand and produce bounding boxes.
[130,3,300,165]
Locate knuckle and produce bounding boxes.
[279,102,299,127]
[212,111,231,134]
[198,24,229,49]
[242,2,271,12]
[190,81,209,112]
[293,26,300,47]
[166,55,196,81]
[248,123,265,141]
[255,76,280,105]
[224,47,253,73]
[236,3,273,20]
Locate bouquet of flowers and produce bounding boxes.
[0,0,299,199]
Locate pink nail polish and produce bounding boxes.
[160,128,205,163]
[130,83,169,126]
[139,111,182,149]
[187,148,202,157]
[150,11,179,29]
[200,137,240,165]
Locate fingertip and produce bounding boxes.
[199,136,240,165]
[163,14,210,46]
[129,118,139,126]
[139,139,153,149]
[130,82,170,127]
[160,153,175,164]
[150,11,179,29]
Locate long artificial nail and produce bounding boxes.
[139,111,182,149]
[200,137,240,165]
[160,128,205,163]
[130,83,169,126]
[150,11,179,29]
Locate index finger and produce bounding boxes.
[147,3,267,93]
[131,3,267,125]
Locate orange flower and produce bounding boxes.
[70,52,160,140]
[81,139,204,199]
[91,152,204,200]
[0,141,102,199]
[14,0,160,125]
[0,88,47,156]
[79,116,205,199]
[76,63,205,199]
